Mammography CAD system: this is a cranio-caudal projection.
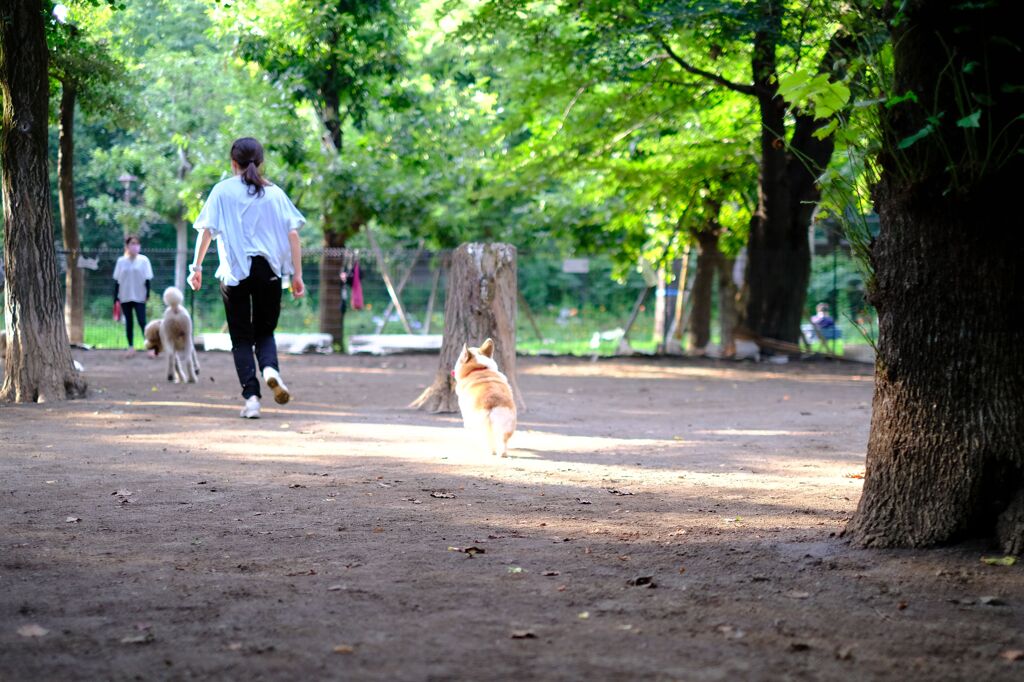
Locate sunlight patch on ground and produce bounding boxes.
[117,420,864,493]
[698,428,825,437]
[520,362,871,384]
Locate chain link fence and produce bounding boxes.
[2,246,874,356]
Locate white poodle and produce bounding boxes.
[145,287,199,383]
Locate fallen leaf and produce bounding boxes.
[17,624,48,638]
[542,570,560,577]
[845,472,865,479]
[327,584,345,591]
[285,569,317,576]
[575,497,592,505]
[227,642,243,651]
[836,646,855,661]
[430,492,455,499]
[607,488,634,496]
[981,556,1017,566]
[333,644,355,654]
[447,546,485,556]
[120,632,155,645]
[377,482,391,488]
[784,590,811,599]
[510,630,536,639]
[979,595,1006,606]
[577,611,590,620]
[627,575,656,588]
[678,566,687,574]
[789,642,811,652]
[288,484,306,489]
[507,566,524,574]
[1000,649,1024,662]
[65,516,81,523]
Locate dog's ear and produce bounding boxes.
[479,338,494,357]
[459,343,470,363]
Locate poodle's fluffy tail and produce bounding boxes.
[488,407,516,457]
[163,286,184,310]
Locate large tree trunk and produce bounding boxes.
[688,224,721,353]
[846,0,1024,553]
[412,243,522,413]
[745,3,847,346]
[0,0,86,402]
[57,81,84,346]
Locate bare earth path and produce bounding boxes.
[1,352,1021,681]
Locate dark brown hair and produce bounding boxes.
[230,137,266,197]
[124,234,139,247]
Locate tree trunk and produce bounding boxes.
[717,256,738,358]
[744,3,847,346]
[318,230,346,349]
[846,0,1024,553]
[688,227,720,353]
[0,0,86,402]
[57,81,84,346]
[412,243,522,413]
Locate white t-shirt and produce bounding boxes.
[193,176,305,286]
[112,254,154,303]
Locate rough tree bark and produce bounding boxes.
[717,256,738,358]
[1,0,86,401]
[846,0,1024,553]
[57,81,84,345]
[688,216,722,353]
[411,243,522,413]
[744,4,846,346]
[318,233,346,346]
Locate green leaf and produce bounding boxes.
[897,124,934,149]
[812,119,838,140]
[885,91,918,108]
[980,556,1017,566]
[956,111,982,128]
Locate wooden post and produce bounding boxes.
[374,241,423,334]
[422,255,443,335]
[365,228,414,335]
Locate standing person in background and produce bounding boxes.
[187,137,305,419]
[112,235,153,356]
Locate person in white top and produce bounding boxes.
[188,137,305,419]
[112,234,154,355]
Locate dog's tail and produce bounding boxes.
[488,407,516,457]
[163,286,184,310]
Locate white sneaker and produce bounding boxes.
[262,367,291,405]
[240,395,261,419]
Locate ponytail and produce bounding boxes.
[230,137,266,198]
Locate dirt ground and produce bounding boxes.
[1,350,1022,681]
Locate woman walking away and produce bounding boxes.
[188,137,305,419]
[113,234,153,356]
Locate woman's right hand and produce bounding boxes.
[188,270,202,291]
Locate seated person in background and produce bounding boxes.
[811,302,841,341]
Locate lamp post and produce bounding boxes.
[117,172,136,205]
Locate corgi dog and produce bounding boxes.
[152,287,200,383]
[452,338,517,457]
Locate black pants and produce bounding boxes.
[221,256,282,399]
[121,301,147,347]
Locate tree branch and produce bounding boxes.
[653,34,756,97]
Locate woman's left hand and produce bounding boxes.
[291,274,305,298]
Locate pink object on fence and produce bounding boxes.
[351,262,364,310]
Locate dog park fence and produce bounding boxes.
[2,246,875,356]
